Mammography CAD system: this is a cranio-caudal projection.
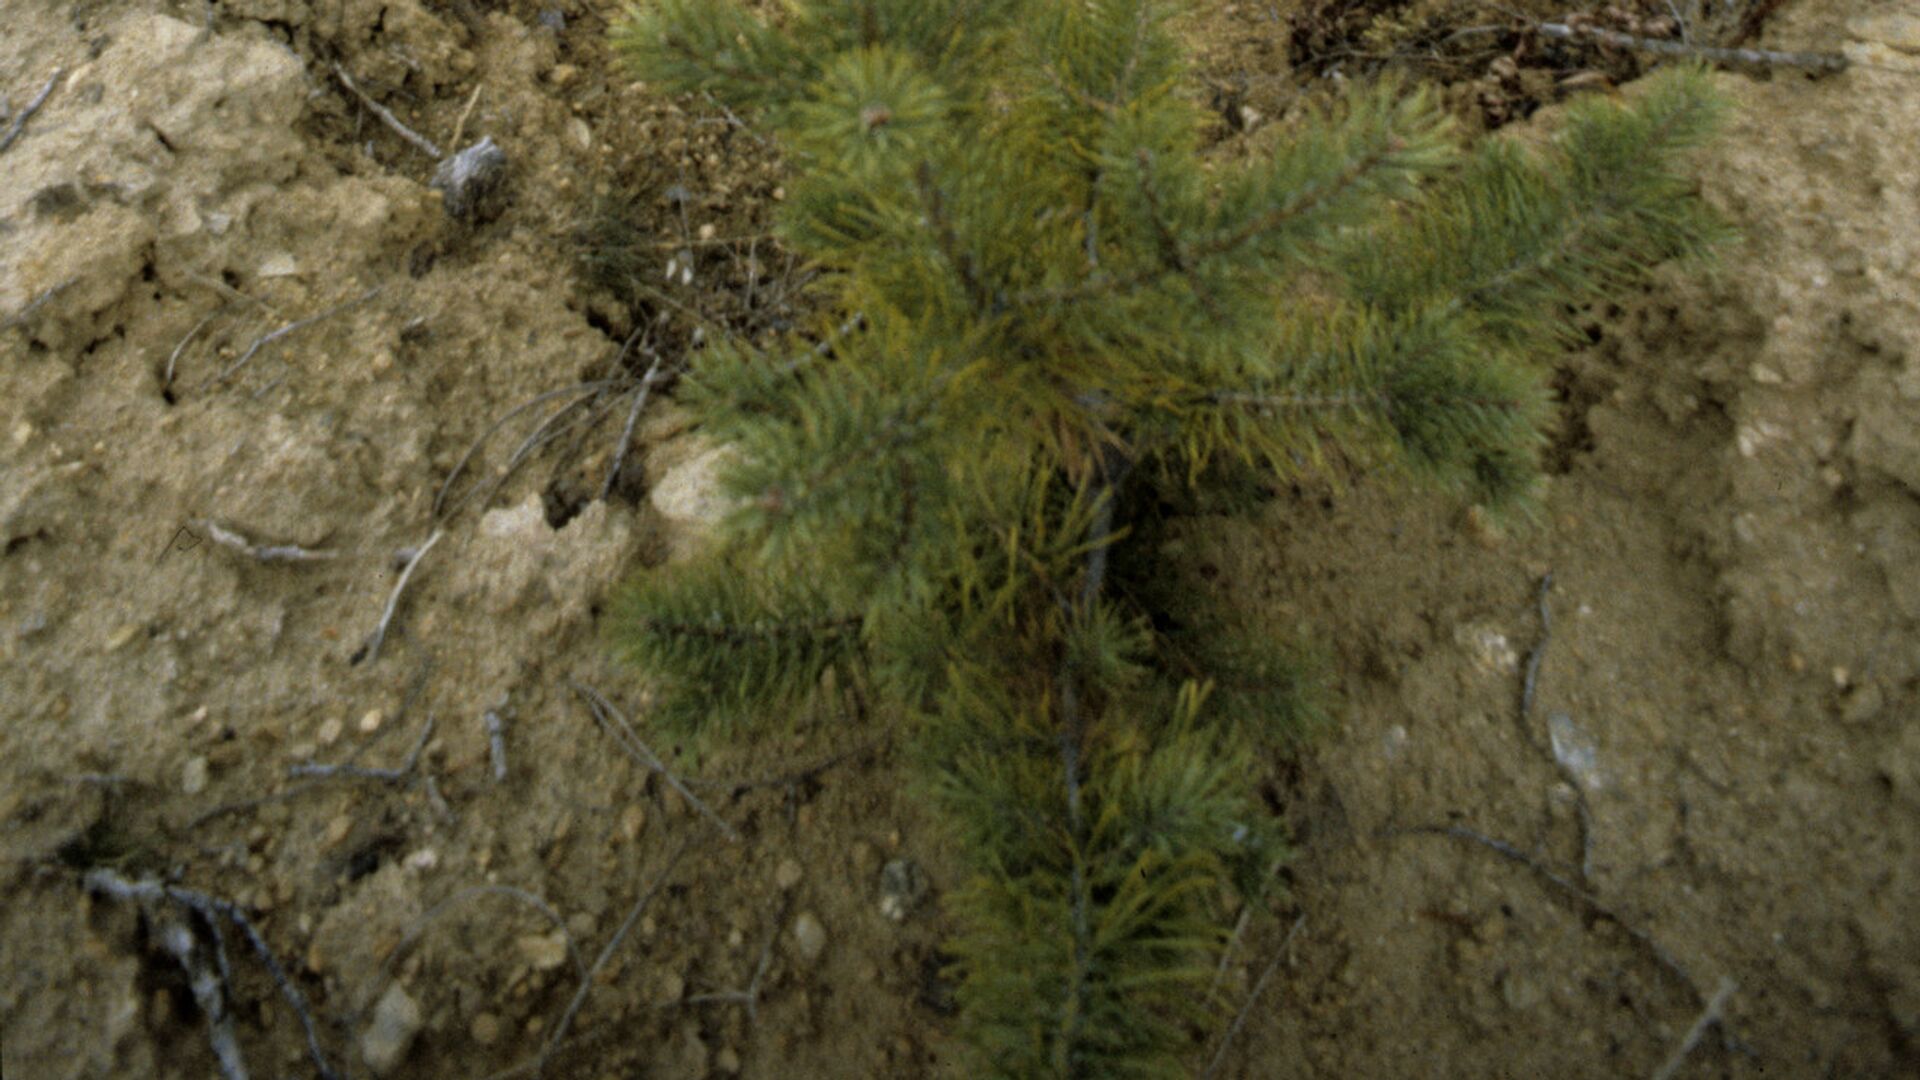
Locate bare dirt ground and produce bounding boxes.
[2,1,1915,1078]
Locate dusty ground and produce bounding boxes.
[2,0,1915,1077]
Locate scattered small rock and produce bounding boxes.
[791,911,827,964]
[715,1045,741,1074]
[1548,712,1603,791]
[180,756,209,795]
[470,1012,500,1046]
[431,137,509,222]
[774,857,803,891]
[1842,681,1885,725]
[621,803,647,842]
[361,983,423,1076]
[317,716,344,746]
[879,858,928,922]
[517,931,568,972]
[358,708,384,734]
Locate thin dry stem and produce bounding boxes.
[357,527,443,665]
[0,68,63,153]
[333,63,444,158]
[568,679,741,842]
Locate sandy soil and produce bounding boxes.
[2,1,1915,1077]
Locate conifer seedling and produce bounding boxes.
[609,2,1726,1074]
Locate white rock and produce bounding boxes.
[181,756,209,795]
[1548,712,1604,792]
[361,983,423,1076]
[517,931,569,972]
[790,912,827,964]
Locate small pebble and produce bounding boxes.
[181,756,209,795]
[359,708,385,734]
[318,716,344,746]
[518,932,568,972]
[621,804,647,841]
[716,1046,741,1074]
[470,1012,501,1046]
[879,858,929,922]
[361,983,423,1076]
[774,857,803,891]
[323,815,352,849]
[791,912,827,964]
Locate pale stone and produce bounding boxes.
[361,983,423,1076]
[791,912,827,964]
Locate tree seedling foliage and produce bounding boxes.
[609,1,1726,1074]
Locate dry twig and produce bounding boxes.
[568,679,740,842]
[679,895,790,1022]
[483,710,509,782]
[450,82,484,149]
[513,836,695,1080]
[0,68,64,153]
[1202,914,1306,1080]
[601,350,672,500]
[333,63,443,159]
[165,310,222,392]
[355,527,444,665]
[1398,823,1695,985]
[84,868,338,1080]
[288,715,434,782]
[1651,977,1738,1080]
[202,520,340,563]
[200,285,383,389]
[434,380,622,519]
[2,276,78,331]
[1536,20,1848,73]
[1517,572,1597,881]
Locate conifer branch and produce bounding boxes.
[627,611,863,648]
[915,160,990,310]
[611,4,1729,1070]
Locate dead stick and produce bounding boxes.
[1395,824,1699,995]
[2,276,78,330]
[202,286,382,389]
[1650,977,1738,1080]
[679,894,791,1023]
[288,715,434,781]
[83,869,338,1080]
[1209,907,1255,994]
[434,380,621,518]
[568,679,740,842]
[483,710,508,782]
[332,64,443,159]
[166,311,221,391]
[0,68,64,153]
[202,520,340,563]
[153,904,250,1080]
[600,352,670,501]
[449,82,484,150]
[365,884,587,1021]
[1518,572,1595,882]
[358,527,443,665]
[529,836,695,1078]
[1202,914,1307,1080]
[1535,21,1848,72]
